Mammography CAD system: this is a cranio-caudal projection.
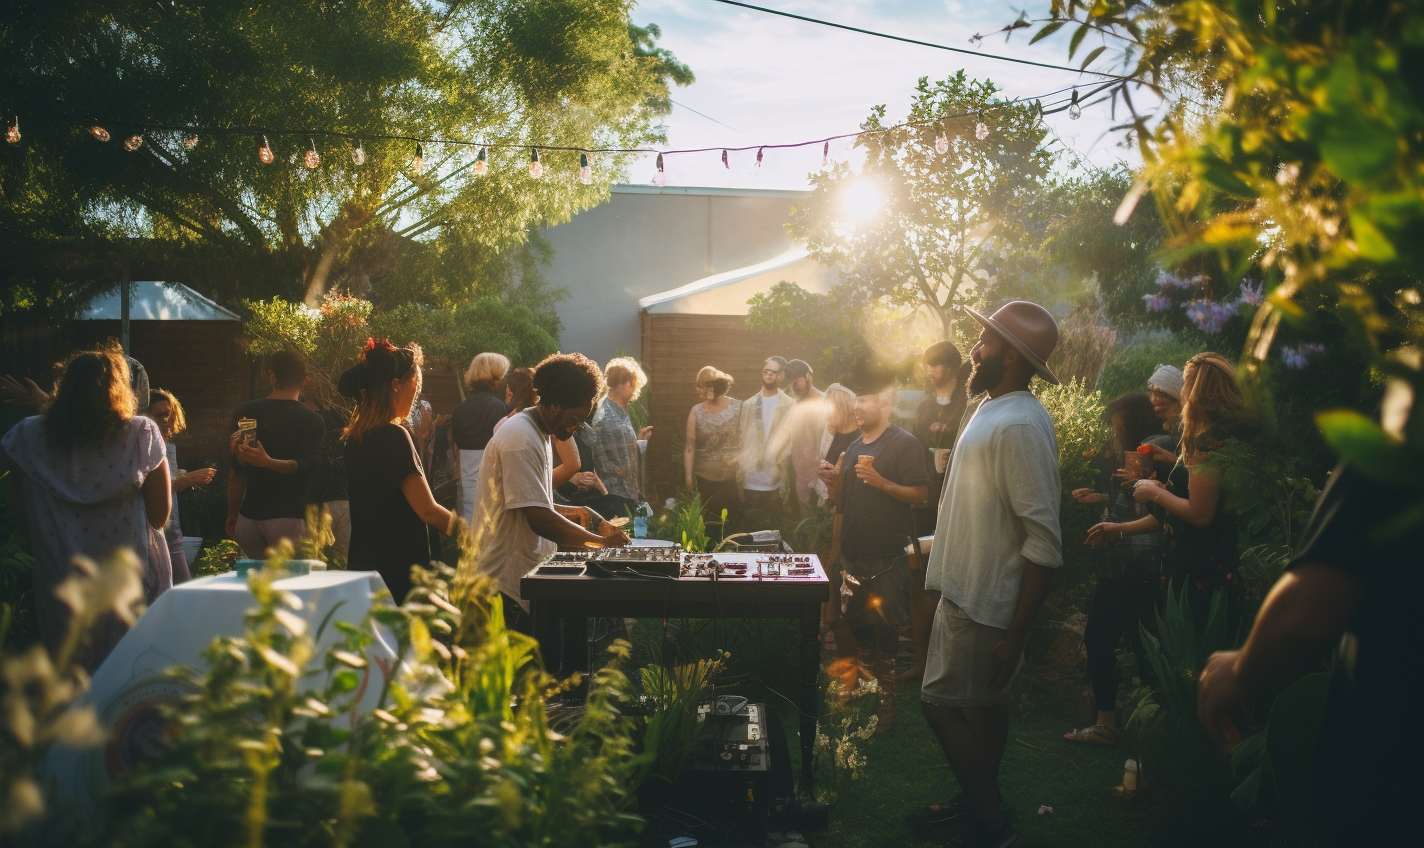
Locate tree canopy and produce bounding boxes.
[1020,0,1424,532]
[787,72,1051,340]
[0,0,690,321]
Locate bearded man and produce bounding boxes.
[919,302,1063,848]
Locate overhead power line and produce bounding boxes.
[702,0,1129,81]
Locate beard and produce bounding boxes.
[968,348,1007,395]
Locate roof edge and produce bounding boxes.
[638,247,810,310]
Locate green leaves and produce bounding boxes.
[1316,409,1415,486]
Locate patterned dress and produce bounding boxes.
[2,415,171,671]
[692,399,742,482]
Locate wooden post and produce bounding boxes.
[120,270,132,355]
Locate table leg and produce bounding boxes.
[798,606,819,797]
[530,599,561,673]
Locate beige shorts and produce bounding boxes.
[921,597,1021,708]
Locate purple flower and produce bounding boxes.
[1156,271,1190,290]
[1280,343,1326,369]
[1184,299,1237,333]
[1142,293,1172,312]
[1236,280,1265,307]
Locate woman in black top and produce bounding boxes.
[340,339,452,604]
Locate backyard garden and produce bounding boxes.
[3,1,1423,846]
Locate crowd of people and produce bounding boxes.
[1,295,1393,846]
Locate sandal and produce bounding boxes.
[1063,724,1118,747]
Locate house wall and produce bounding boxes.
[543,186,807,365]
[639,312,822,500]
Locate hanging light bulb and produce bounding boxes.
[184,133,199,149]
[305,139,320,169]
[976,122,990,140]
[822,141,829,167]
[473,147,487,175]
[721,149,729,169]
[258,135,275,164]
[1068,90,1082,120]
[578,152,592,185]
[411,142,425,174]
[352,140,365,166]
[528,148,542,178]
[935,134,949,155]
[90,126,111,142]
[755,147,765,167]
[124,134,143,151]
[6,117,19,144]
[653,153,666,187]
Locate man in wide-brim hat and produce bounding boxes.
[919,301,1064,848]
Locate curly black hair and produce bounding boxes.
[1104,391,1163,450]
[532,352,605,409]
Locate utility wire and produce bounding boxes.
[703,0,1130,81]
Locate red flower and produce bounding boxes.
[1195,580,1209,595]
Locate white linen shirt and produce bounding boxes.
[463,409,557,608]
[926,390,1063,629]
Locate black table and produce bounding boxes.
[521,553,829,795]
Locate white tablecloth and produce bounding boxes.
[44,570,397,820]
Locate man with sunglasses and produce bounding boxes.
[463,352,628,631]
[737,356,795,529]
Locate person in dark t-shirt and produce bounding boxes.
[227,351,325,558]
[819,369,930,733]
[339,340,453,604]
[1198,459,1420,846]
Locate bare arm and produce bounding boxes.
[684,408,698,488]
[400,472,452,531]
[552,437,580,489]
[1198,563,1361,750]
[521,505,621,549]
[143,459,171,530]
[1085,513,1162,547]
[1137,466,1220,529]
[989,561,1054,691]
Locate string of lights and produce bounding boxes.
[2,80,1114,184]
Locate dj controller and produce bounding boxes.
[534,550,823,581]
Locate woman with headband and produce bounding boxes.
[341,339,453,604]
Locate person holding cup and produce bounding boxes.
[1065,391,1163,748]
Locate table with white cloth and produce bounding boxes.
[44,570,397,821]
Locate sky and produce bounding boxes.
[625,0,1143,190]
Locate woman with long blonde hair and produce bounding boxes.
[340,339,452,603]
[1087,352,1252,627]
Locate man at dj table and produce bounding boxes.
[460,352,629,631]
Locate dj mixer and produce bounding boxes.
[533,549,825,581]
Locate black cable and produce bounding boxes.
[703,0,1130,81]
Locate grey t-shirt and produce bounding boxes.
[463,409,556,607]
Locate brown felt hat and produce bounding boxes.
[964,301,1060,385]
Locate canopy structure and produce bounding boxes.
[81,281,240,321]
[638,247,837,315]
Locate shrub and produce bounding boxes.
[1097,333,1213,400]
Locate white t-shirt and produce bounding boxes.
[926,390,1063,629]
[743,393,782,491]
[463,409,557,608]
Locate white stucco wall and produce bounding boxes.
[541,185,813,364]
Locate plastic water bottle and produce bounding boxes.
[633,502,651,539]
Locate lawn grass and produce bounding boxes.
[807,684,1150,848]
